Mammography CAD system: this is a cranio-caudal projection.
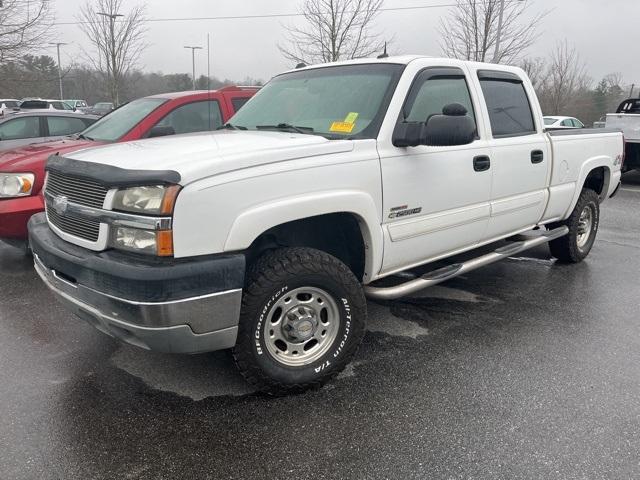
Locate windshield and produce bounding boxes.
[543,117,557,125]
[80,98,166,142]
[229,63,404,139]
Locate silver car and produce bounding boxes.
[0,111,99,151]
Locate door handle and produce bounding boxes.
[531,150,544,164]
[473,155,491,172]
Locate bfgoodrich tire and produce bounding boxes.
[549,188,600,263]
[233,248,366,395]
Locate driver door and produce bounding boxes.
[378,67,493,275]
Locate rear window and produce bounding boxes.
[3,101,19,108]
[20,100,48,109]
[479,76,536,137]
[616,99,640,114]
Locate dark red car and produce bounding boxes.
[0,86,258,248]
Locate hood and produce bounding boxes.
[0,138,97,172]
[65,130,355,184]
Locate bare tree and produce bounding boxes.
[279,0,387,65]
[77,0,147,105]
[0,0,53,63]
[538,40,590,115]
[439,0,546,64]
[520,57,547,91]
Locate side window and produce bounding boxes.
[561,119,572,127]
[404,74,476,127]
[231,97,250,112]
[479,77,536,137]
[47,116,89,136]
[573,119,584,128]
[0,117,41,140]
[155,100,223,135]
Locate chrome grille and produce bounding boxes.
[47,208,100,242]
[45,171,108,242]
[46,171,108,209]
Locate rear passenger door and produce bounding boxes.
[476,70,550,240]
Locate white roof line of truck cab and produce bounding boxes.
[282,55,528,78]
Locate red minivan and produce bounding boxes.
[0,86,258,249]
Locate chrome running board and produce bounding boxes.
[364,226,569,300]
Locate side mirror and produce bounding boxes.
[392,103,476,148]
[423,103,476,147]
[148,125,175,138]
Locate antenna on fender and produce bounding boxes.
[377,42,389,59]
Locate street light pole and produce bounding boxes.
[49,42,68,100]
[184,46,203,90]
[97,11,124,105]
[492,0,505,63]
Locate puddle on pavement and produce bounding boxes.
[111,300,441,400]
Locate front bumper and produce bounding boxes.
[29,213,246,354]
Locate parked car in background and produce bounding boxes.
[0,86,258,248]
[27,57,622,394]
[19,99,74,111]
[64,99,89,110]
[605,98,640,172]
[543,116,585,129]
[0,99,21,116]
[593,116,607,128]
[83,102,115,116]
[0,111,98,151]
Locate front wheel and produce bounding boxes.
[233,248,366,395]
[549,188,600,263]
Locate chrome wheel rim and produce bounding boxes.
[576,205,594,250]
[263,287,340,367]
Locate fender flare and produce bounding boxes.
[224,190,383,282]
[564,157,611,218]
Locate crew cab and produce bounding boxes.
[605,98,640,171]
[28,56,623,394]
[0,86,258,249]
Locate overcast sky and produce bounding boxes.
[50,0,640,87]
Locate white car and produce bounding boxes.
[29,56,623,394]
[19,99,74,111]
[543,116,585,129]
[0,99,20,116]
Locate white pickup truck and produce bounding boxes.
[29,56,623,394]
[605,98,640,171]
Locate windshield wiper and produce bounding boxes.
[76,133,94,141]
[256,123,314,135]
[217,123,247,131]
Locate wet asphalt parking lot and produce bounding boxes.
[1,173,640,480]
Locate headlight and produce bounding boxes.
[112,185,180,215]
[111,227,174,256]
[0,173,35,198]
[109,184,180,256]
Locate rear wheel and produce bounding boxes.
[233,247,366,395]
[549,188,600,263]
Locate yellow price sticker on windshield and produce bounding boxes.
[330,121,356,133]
